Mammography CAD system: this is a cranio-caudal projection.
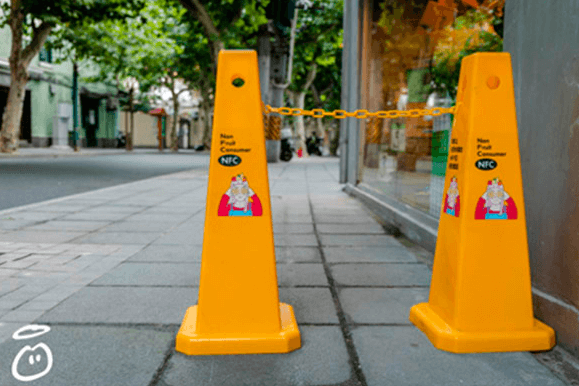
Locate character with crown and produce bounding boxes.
[474,177,517,220]
[218,173,263,216]
[443,176,460,217]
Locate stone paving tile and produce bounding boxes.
[331,263,431,287]
[92,262,200,286]
[15,298,63,311]
[0,309,45,322]
[39,287,199,324]
[0,299,28,310]
[70,231,160,245]
[3,211,63,222]
[33,284,84,302]
[316,223,385,234]
[274,233,318,247]
[161,326,351,386]
[80,207,145,216]
[0,325,174,386]
[144,206,204,214]
[275,247,322,263]
[352,326,566,386]
[128,244,202,263]
[277,263,328,287]
[0,268,19,277]
[339,287,429,325]
[272,223,315,234]
[152,230,204,245]
[323,246,416,263]
[0,321,22,345]
[320,234,405,247]
[314,214,378,224]
[32,205,89,213]
[279,287,339,324]
[24,220,110,232]
[124,213,192,223]
[0,231,86,244]
[101,221,178,232]
[271,214,314,224]
[0,221,39,231]
[59,212,131,221]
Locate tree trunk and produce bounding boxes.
[293,91,307,153]
[171,95,179,152]
[1,72,26,153]
[289,63,318,154]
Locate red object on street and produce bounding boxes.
[297,148,303,158]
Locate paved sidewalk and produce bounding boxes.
[0,158,568,385]
[0,146,203,159]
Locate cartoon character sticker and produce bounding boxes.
[218,173,263,216]
[475,177,518,220]
[443,176,460,217]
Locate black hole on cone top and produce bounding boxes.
[232,78,245,87]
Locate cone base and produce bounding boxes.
[175,303,301,355]
[409,303,555,353]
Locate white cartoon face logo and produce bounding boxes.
[11,342,54,382]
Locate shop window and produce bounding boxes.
[39,47,52,64]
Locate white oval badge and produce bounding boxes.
[12,325,51,340]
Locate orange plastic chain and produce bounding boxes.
[263,105,456,119]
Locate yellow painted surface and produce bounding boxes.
[176,50,301,355]
[409,53,555,353]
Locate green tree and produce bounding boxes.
[285,0,343,152]
[55,0,195,151]
[176,0,269,77]
[0,0,144,153]
[430,8,504,100]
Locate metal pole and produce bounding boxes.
[339,0,351,182]
[72,62,79,151]
[346,0,360,185]
[258,29,271,105]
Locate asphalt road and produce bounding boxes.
[0,153,209,211]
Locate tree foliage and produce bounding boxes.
[429,7,504,100]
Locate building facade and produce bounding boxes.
[0,25,120,148]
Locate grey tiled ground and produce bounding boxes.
[39,286,198,324]
[92,262,201,286]
[323,246,416,262]
[160,327,351,386]
[0,158,567,386]
[339,287,429,325]
[0,325,174,386]
[275,247,322,263]
[331,263,431,287]
[352,326,566,386]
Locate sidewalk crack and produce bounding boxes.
[306,164,368,386]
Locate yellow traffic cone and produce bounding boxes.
[409,53,555,353]
[176,50,301,355]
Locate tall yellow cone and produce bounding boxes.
[176,50,301,355]
[409,53,555,353]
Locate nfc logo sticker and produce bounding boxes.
[218,154,242,167]
[475,158,497,171]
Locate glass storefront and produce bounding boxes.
[359,0,504,219]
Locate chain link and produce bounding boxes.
[263,105,456,119]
